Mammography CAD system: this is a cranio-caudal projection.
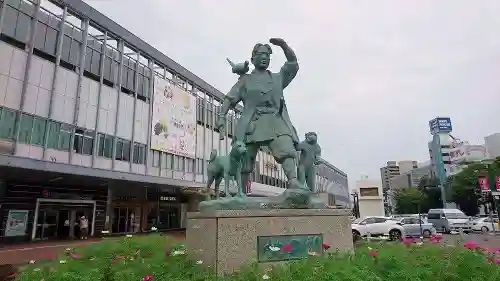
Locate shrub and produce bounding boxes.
[16,235,500,281]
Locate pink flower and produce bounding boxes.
[70,253,81,260]
[367,251,379,257]
[322,243,331,250]
[464,241,479,250]
[142,275,154,281]
[402,238,414,246]
[430,234,443,243]
[282,244,293,253]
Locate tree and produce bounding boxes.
[417,176,442,212]
[394,188,426,214]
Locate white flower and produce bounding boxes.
[59,260,66,264]
[416,242,423,246]
[65,248,72,251]
[262,274,270,280]
[367,247,373,251]
[151,227,158,231]
[126,234,133,238]
[196,260,203,265]
[29,260,36,264]
[171,250,186,256]
[33,268,40,272]
[269,246,280,252]
[101,230,109,234]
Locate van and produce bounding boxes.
[427,209,471,233]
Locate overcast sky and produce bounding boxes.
[85,0,500,188]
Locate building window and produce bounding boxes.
[18,114,34,144]
[47,122,73,151]
[74,128,94,155]
[166,153,173,169]
[31,116,46,146]
[152,150,160,167]
[359,187,379,197]
[115,138,131,161]
[97,133,114,158]
[186,158,194,173]
[0,108,16,140]
[133,143,146,164]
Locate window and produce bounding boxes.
[74,128,94,155]
[97,133,114,158]
[152,150,160,167]
[18,114,34,144]
[373,217,387,223]
[178,156,185,171]
[115,138,131,161]
[427,213,441,220]
[31,117,46,146]
[359,187,379,197]
[166,153,173,169]
[362,218,376,224]
[0,108,16,140]
[186,158,194,173]
[132,143,146,164]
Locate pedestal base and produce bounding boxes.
[186,209,353,275]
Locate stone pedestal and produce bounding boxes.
[186,209,353,275]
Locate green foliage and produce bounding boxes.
[445,158,500,216]
[417,176,443,212]
[17,234,500,281]
[394,188,426,214]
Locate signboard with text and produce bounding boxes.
[151,76,197,158]
[429,117,452,135]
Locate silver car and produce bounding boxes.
[398,217,436,237]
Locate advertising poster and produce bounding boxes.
[478,176,490,192]
[5,210,28,237]
[151,76,197,158]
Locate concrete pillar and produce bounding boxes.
[105,185,113,231]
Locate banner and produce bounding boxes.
[495,176,500,192]
[478,176,490,192]
[151,76,196,158]
[5,210,28,237]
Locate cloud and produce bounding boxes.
[85,0,500,188]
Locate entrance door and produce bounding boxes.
[35,210,59,240]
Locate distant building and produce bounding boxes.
[485,133,500,159]
[355,179,385,218]
[389,165,433,190]
[380,160,418,215]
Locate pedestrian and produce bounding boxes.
[79,216,89,240]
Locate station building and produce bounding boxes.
[0,0,349,243]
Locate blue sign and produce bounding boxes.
[429,117,452,135]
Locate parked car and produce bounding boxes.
[471,217,500,233]
[398,217,436,237]
[351,216,405,241]
[427,208,471,233]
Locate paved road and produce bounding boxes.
[442,232,500,249]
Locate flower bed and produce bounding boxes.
[15,234,500,281]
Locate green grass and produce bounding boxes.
[15,235,500,281]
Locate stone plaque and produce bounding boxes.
[257,234,324,262]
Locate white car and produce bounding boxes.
[351,216,405,241]
[472,217,499,232]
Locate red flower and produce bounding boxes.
[322,243,331,250]
[6,272,16,278]
[464,241,479,250]
[430,234,443,243]
[282,244,293,253]
[367,251,379,257]
[70,253,81,259]
[142,275,154,281]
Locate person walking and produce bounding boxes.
[79,216,89,240]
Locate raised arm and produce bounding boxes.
[269,38,299,89]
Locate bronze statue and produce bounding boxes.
[204,141,247,200]
[216,38,306,193]
[297,132,322,192]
